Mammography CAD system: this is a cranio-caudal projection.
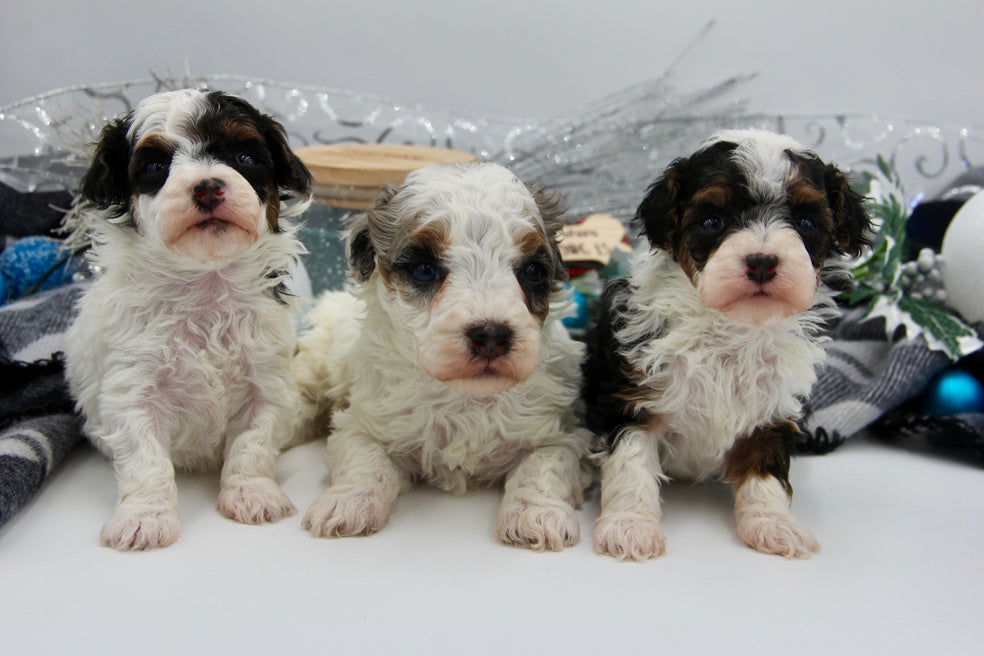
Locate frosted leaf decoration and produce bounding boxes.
[847,155,982,361]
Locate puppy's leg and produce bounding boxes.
[218,403,297,524]
[302,424,409,538]
[100,421,181,551]
[593,425,667,561]
[725,422,819,558]
[497,443,584,551]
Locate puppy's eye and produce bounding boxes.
[410,262,442,283]
[237,152,258,166]
[794,216,817,234]
[699,215,725,233]
[519,261,548,283]
[143,160,168,175]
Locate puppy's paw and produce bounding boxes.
[496,496,580,552]
[302,487,390,538]
[593,511,666,561]
[217,477,297,525]
[101,507,181,551]
[736,510,820,558]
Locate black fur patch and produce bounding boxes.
[581,277,663,452]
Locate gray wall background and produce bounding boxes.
[2,0,981,125]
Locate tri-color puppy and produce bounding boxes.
[64,89,313,550]
[293,162,591,551]
[583,129,870,560]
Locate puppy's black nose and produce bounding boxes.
[745,252,779,284]
[192,178,226,211]
[467,322,512,360]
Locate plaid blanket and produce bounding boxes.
[800,308,984,459]
[0,283,87,527]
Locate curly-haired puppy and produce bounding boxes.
[293,162,591,551]
[583,129,870,560]
[64,89,313,550]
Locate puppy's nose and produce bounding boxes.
[467,322,512,360]
[192,178,226,211]
[745,252,779,284]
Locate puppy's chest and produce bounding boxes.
[632,325,806,439]
[133,294,286,419]
[372,391,538,493]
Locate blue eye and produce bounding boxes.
[699,215,726,233]
[144,160,167,175]
[519,261,548,283]
[237,152,258,166]
[794,216,817,234]
[410,262,441,282]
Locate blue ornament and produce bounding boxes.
[922,369,984,416]
[0,236,81,301]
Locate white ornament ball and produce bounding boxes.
[941,190,984,323]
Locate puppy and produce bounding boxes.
[583,129,870,560]
[64,89,313,550]
[293,162,591,551]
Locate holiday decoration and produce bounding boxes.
[847,156,982,361]
[941,190,984,323]
[922,369,984,416]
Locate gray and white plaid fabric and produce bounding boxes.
[800,307,983,456]
[0,283,87,527]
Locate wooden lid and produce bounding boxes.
[295,143,479,208]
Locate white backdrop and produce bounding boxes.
[2,0,982,126]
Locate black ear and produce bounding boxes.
[823,164,872,257]
[636,158,687,251]
[80,116,133,217]
[261,115,313,208]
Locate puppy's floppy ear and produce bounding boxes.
[527,183,566,239]
[80,116,133,217]
[636,158,686,251]
[347,183,399,282]
[526,183,569,284]
[346,211,375,283]
[261,115,313,213]
[823,164,872,257]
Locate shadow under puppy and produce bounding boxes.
[583,128,871,560]
[64,89,313,550]
[293,162,591,551]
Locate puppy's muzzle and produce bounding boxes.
[745,252,779,285]
[192,178,226,212]
[467,322,512,360]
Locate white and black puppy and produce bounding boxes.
[583,129,870,560]
[64,89,313,550]
[293,162,591,551]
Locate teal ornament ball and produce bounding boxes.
[922,369,984,416]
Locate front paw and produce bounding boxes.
[218,477,297,525]
[736,510,820,558]
[101,507,181,551]
[594,510,666,561]
[302,487,390,538]
[497,496,580,552]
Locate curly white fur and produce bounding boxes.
[294,163,591,551]
[64,89,312,550]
